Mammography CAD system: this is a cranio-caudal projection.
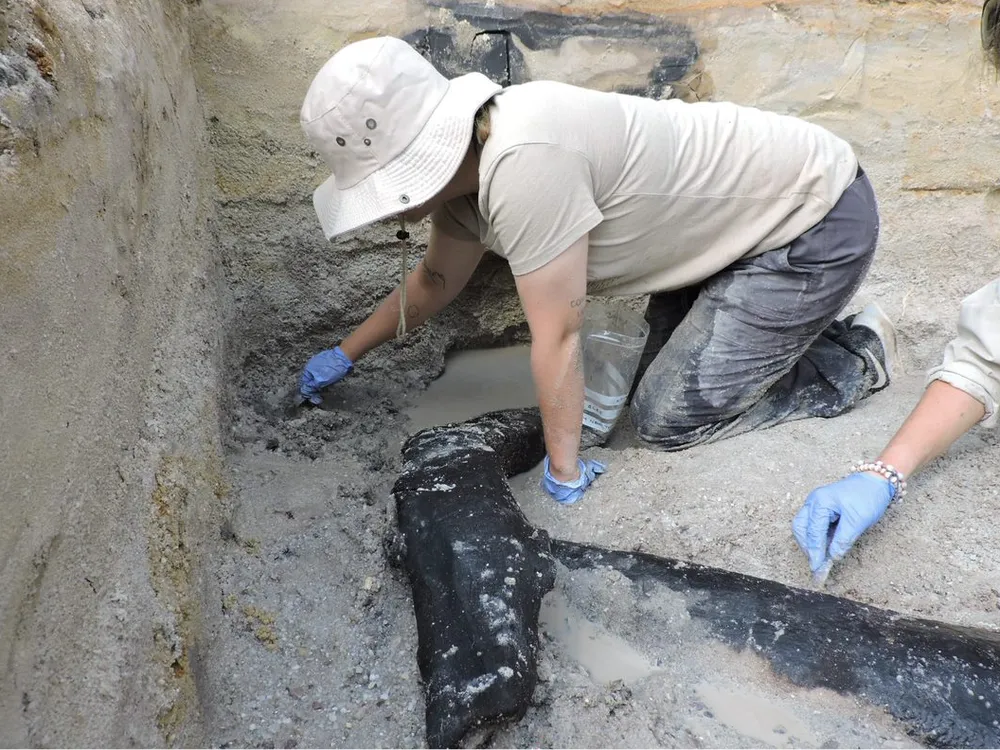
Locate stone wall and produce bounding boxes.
[0,0,223,744]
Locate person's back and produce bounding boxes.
[296,35,891,505]
[442,80,859,295]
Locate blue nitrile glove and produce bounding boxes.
[792,473,894,574]
[298,346,353,405]
[541,456,607,505]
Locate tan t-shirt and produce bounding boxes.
[433,80,859,297]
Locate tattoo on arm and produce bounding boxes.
[406,304,420,319]
[570,297,586,308]
[421,261,446,290]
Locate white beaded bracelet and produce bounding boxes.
[851,460,907,502]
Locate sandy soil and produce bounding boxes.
[513,372,1000,630]
[199,319,998,748]
[492,563,921,749]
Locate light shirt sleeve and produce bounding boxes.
[431,196,483,243]
[926,278,1000,428]
[481,143,604,276]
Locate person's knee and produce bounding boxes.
[628,379,659,440]
[629,400,712,452]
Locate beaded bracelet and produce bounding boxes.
[851,460,907,502]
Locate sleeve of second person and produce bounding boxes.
[926,278,1000,428]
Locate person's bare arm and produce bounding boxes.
[340,224,485,362]
[513,235,589,482]
[875,380,986,477]
[793,279,997,575]
[879,278,1000,477]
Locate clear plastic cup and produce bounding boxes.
[580,301,650,439]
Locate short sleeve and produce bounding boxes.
[926,278,1000,428]
[432,196,484,243]
[481,144,604,276]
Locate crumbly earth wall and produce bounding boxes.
[1,0,223,745]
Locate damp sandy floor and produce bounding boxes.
[406,343,998,747]
[411,342,999,631]
[414,345,997,748]
[494,563,922,749]
[202,340,999,749]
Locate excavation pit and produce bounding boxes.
[2,0,999,747]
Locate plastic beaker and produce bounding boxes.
[580,301,650,439]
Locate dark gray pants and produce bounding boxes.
[629,168,883,451]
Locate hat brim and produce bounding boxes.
[311,72,502,241]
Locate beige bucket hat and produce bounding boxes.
[301,36,503,240]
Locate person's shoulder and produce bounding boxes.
[483,80,611,157]
[497,79,625,115]
[487,81,566,130]
[493,79,588,105]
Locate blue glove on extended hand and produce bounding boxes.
[541,456,606,505]
[792,472,894,575]
[298,346,353,405]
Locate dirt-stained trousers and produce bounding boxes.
[628,167,885,451]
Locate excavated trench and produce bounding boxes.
[3,0,1000,747]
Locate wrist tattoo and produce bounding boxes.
[421,261,446,290]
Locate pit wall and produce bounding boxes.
[192,0,999,388]
[1,0,223,745]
